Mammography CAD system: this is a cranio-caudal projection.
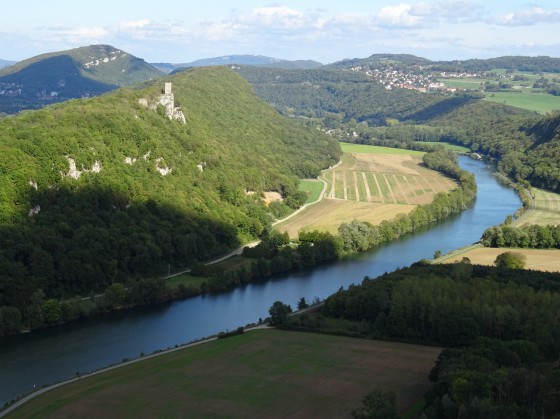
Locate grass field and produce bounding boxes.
[513,187,560,227]
[339,142,425,155]
[437,74,560,114]
[438,246,560,273]
[276,147,456,238]
[7,330,442,418]
[484,91,560,114]
[418,141,471,153]
[298,179,324,204]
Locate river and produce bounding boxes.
[0,157,521,405]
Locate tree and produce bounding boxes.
[494,251,526,269]
[268,300,292,328]
[351,389,400,419]
[297,297,308,310]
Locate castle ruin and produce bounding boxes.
[139,83,186,124]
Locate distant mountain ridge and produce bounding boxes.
[0,45,163,114]
[153,54,323,74]
[0,59,16,70]
[328,53,560,73]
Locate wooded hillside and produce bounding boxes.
[0,66,340,332]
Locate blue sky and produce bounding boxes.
[2,0,559,63]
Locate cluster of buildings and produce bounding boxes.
[0,82,22,97]
[348,65,487,93]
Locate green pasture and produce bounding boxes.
[298,179,324,204]
[484,91,560,114]
[7,330,441,418]
[438,78,489,89]
[418,141,471,153]
[514,187,560,227]
[339,142,424,155]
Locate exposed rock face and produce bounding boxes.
[155,158,172,176]
[138,83,186,124]
[61,157,102,180]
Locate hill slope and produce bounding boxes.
[0,45,163,114]
[0,66,340,331]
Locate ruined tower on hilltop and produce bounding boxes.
[138,83,186,124]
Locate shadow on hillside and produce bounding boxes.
[0,183,240,302]
[0,55,116,114]
[404,96,475,123]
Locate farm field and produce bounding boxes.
[438,246,560,273]
[339,142,424,155]
[417,141,471,153]
[514,187,560,227]
[276,145,456,238]
[484,91,560,114]
[7,330,442,418]
[298,179,324,204]
[437,73,560,113]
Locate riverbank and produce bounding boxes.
[0,156,522,407]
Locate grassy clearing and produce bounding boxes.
[418,141,471,153]
[340,142,425,155]
[514,187,560,227]
[276,150,455,238]
[298,179,324,204]
[484,91,560,114]
[437,78,491,89]
[437,246,560,273]
[8,330,441,419]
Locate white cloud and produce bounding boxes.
[119,20,151,30]
[497,6,560,26]
[377,4,424,28]
[240,7,310,29]
[412,1,481,20]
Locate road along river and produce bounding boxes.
[0,156,521,406]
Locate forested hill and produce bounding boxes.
[0,66,340,330]
[238,66,560,191]
[0,45,163,114]
[326,53,560,73]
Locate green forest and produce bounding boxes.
[0,67,340,333]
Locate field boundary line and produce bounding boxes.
[362,172,372,202]
[383,174,397,204]
[353,172,360,201]
[372,173,385,203]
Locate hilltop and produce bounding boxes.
[0,66,340,333]
[0,45,163,114]
[154,54,323,74]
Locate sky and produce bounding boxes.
[1,0,559,64]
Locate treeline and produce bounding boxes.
[482,224,560,248]
[289,263,560,417]
[191,230,342,292]
[431,55,560,73]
